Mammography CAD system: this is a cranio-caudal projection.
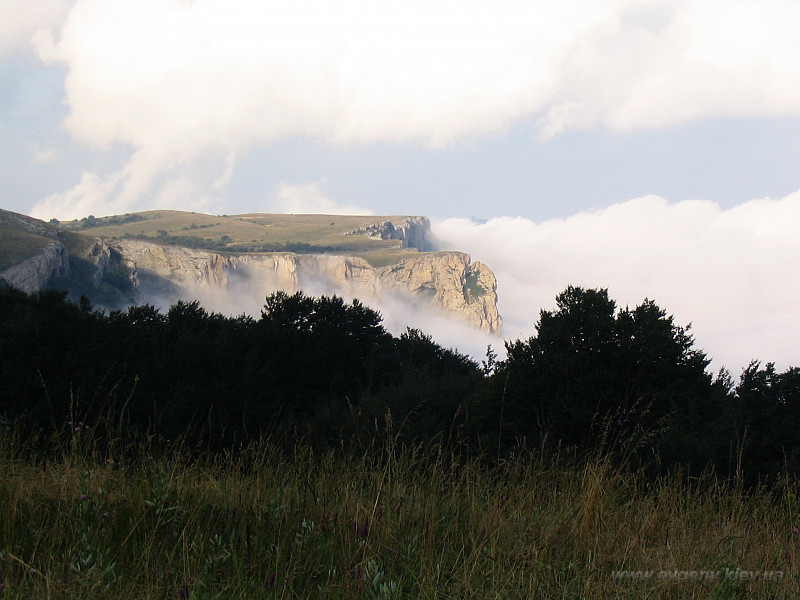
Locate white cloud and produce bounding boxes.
[269,182,374,215]
[31,169,128,220]
[433,190,800,374]
[27,0,800,212]
[0,0,70,58]
[29,144,58,164]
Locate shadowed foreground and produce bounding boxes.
[0,432,797,599]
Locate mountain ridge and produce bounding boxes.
[0,208,502,334]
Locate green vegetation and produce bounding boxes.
[2,283,800,597]
[0,433,797,598]
[0,227,53,271]
[120,230,347,254]
[60,212,148,231]
[463,272,486,301]
[2,283,800,483]
[0,209,62,270]
[55,210,417,256]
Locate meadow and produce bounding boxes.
[1,427,797,599]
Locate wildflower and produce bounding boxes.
[78,494,87,502]
[266,572,276,588]
[177,579,190,599]
[793,527,799,534]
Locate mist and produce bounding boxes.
[432,190,800,374]
[140,259,501,363]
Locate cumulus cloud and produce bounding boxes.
[433,190,800,374]
[269,182,374,215]
[27,0,800,215]
[31,169,130,220]
[0,0,70,58]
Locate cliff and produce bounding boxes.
[0,210,502,335]
[344,216,434,251]
[101,239,502,334]
[0,209,70,293]
[0,240,70,294]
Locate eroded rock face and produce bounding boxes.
[378,253,502,334]
[0,241,70,294]
[101,240,502,334]
[344,216,434,251]
[0,209,68,294]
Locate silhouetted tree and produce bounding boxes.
[490,286,715,465]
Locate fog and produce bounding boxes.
[433,191,800,374]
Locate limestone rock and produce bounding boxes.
[0,241,70,294]
[344,216,433,251]
[378,253,502,334]
[84,240,112,288]
[103,240,502,334]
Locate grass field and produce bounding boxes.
[58,211,417,254]
[0,210,62,271]
[1,428,797,599]
[0,227,54,271]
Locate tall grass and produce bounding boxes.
[0,425,797,599]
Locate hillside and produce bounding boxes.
[56,210,435,262]
[1,208,502,334]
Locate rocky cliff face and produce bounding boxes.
[0,209,501,334]
[97,239,502,334]
[0,209,70,294]
[0,241,70,294]
[344,216,434,251]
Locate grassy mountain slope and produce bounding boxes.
[0,209,61,271]
[58,210,416,251]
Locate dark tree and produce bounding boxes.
[490,286,715,463]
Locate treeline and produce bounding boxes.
[0,282,798,485]
[121,231,344,254]
[56,213,147,230]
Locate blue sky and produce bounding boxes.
[2,0,800,372]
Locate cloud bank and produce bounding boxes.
[433,190,800,374]
[0,0,70,59]
[27,0,800,218]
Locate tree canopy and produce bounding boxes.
[0,282,798,485]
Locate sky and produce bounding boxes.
[2,0,800,374]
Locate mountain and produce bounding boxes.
[0,209,502,334]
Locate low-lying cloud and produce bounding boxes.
[148,263,498,363]
[433,190,800,374]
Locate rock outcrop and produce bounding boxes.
[97,240,502,334]
[377,253,501,333]
[0,209,501,334]
[0,241,70,294]
[344,216,434,251]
